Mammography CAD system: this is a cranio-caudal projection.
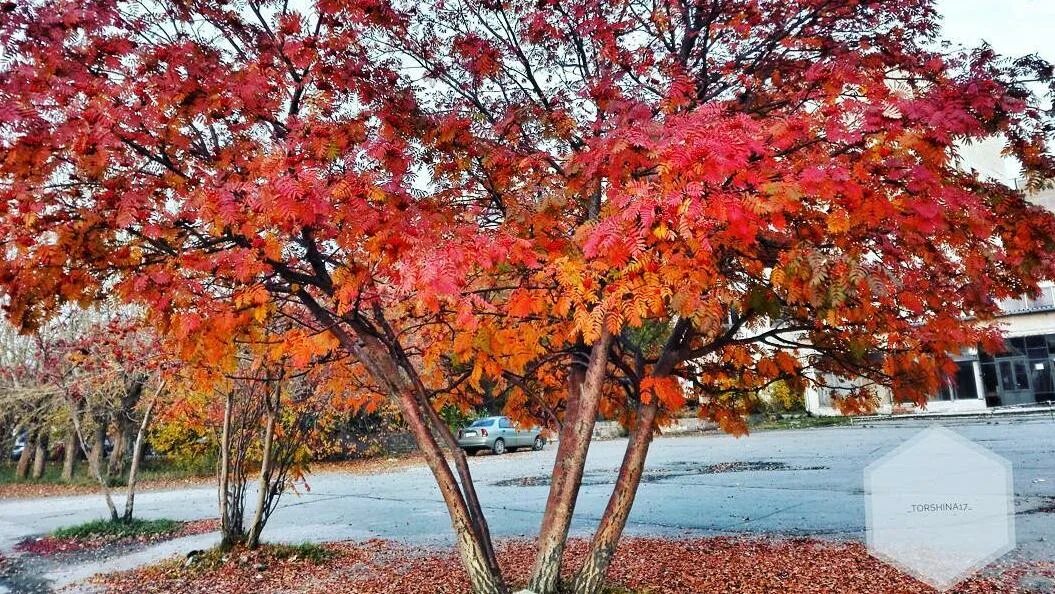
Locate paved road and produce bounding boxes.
[2,421,1054,565]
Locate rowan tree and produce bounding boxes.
[378,0,1055,591]
[2,2,1054,594]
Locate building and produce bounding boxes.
[806,184,1055,415]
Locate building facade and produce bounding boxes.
[806,186,1055,415]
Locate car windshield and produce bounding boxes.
[469,418,494,428]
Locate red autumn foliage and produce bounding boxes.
[3,1,1055,592]
[14,519,219,558]
[94,537,1054,594]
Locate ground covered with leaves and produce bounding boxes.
[0,456,423,500]
[95,537,1055,594]
[15,518,219,556]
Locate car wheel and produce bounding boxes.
[492,438,506,455]
[464,448,477,456]
[532,436,545,451]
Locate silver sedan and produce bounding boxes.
[457,416,545,455]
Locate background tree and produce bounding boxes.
[164,316,362,549]
[2,2,1054,594]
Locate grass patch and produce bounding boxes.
[749,415,851,432]
[268,542,335,563]
[52,518,181,540]
[183,542,335,573]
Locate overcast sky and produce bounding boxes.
[936,0,1054,183]
[938,0,1055,61]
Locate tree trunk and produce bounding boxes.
[397,387,505,594]
[124,392,158,522]
[15,427,35,480]
[109,378,144,480]
[67,401,119,522]
[298,291,505,593]
[31,433,48,480]
[247,388,277,549]
[571,403,657,594]
[218,391,241,547]
[61,426,79,482]
[89,419,106,478]
[529,331,613,594]
[107,427,126,479]
[413,374,501,576]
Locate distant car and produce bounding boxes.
[457,416,545,455]
[10,433,26,461]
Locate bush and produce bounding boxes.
[763,380,805,413]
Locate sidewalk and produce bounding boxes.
[850,402,1055,426]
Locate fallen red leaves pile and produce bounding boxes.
[95,537,1055,594]
[15,518,220,557]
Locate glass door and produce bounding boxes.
[997,358,1034,405]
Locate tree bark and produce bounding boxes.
[397,386,504,594]
[61,426,79,482]
[107,428,125,478]
[571,319,692,594]
[66,400,119,522]
[218,391,240,546]
[15,427,35,480]
[110,378,144,479]
[529,331,613,594]
[89,418,106,478]
[571,402,657,594]
[247,387,277,549]
[31,433,48,480]
[402,354,501,577]
[295,289,504,593]
[124,389,159,522]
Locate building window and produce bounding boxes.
[978,332,1055,406]
[932,361,980,401]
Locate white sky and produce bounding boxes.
[938,0,1055,62]
[937,0,1054,184]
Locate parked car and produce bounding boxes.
[9,432,111,462]
[456,416,545,455]
[10,432,26,461]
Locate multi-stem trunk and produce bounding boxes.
[303,298,505,594]
[529,331,613,594]
[397,386,505,594]
[571,402,657,594]
[571,320,691,594]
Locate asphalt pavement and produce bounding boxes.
[1,420,1053,589]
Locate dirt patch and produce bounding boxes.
[94,537,1055,594]
[493,460,829,487]
[1021,498,1055,515]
